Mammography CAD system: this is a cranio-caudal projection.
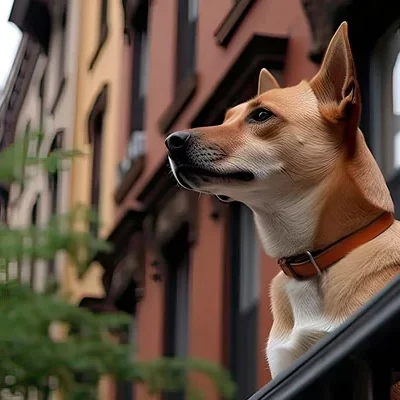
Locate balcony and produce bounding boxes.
[248,274,400,400]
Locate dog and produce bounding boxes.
[165,22,400,396]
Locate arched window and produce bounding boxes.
[48,130,63,281]
[48,130,63,215]
[88,85,108,237]
[30,196,39,289]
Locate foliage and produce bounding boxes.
[0,134,236,399]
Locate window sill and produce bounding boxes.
[158,73,198,134]
[50,77,66,115]
[89,26,109,71]
[114,155,145,204]
[214,0,257,47]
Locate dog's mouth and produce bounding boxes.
[168,156,255,197]
[177,165,254,183]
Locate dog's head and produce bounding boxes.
[166,22,393,216]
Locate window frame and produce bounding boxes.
[89,0,109,70]
[87,85,108,236]
[162,224,190,400]
[228,202,260,399]
[30,197,39,289]
[130,4,149,134]
[47,130,63,281]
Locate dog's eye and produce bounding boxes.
[247,108,273,123]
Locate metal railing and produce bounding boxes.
[248,274,400,400]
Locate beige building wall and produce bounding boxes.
[8,0,81,292]
[66,0,124,303]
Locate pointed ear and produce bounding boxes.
[258,68,280,95]
[310,22,361,147]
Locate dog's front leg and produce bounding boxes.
[267,327,329,377]
[266,333,298,378]
[266,273,332,378]
[266,273,296,377]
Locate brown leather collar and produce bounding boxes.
[278,212,395,280]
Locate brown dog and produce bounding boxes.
[166,22,400,396]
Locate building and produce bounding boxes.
[3,0,125,398]
[2,0,399,399]
[91,0,400,399]
[5,0,81,292]
[66,0,125,397]
[65,0,124,305]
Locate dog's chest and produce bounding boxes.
[267,278,340,377]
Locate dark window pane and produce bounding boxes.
[163,225,190,400]
[130,5,149,133]
[229,203,260,399]
[30,198,39,289]
[100,0,108,38]
[176,0,198,91]
[90,113,104,237]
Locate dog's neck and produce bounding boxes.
[249,165,383,260]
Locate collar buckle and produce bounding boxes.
[305,251,322,276]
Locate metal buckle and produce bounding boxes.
[305,251,322,275]
[279,258,301,279]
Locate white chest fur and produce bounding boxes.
[266,277,340,378]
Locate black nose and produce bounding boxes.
[165,131,191,153]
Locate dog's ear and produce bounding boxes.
[310,22,361,154]
[258,68,280,95]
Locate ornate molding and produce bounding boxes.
[214,0,257,47]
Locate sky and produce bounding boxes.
[0,0,22,90]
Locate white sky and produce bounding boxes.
[0,0,22,90]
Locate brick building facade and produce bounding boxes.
[91,0,399,399]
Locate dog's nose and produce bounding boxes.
[165,131,191,153]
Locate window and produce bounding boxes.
[229,203,260,399]
[129,3,149,156]
[88,85,107,236]
[175,0,198,91]
[371,27,400,179]
[50,2,67,113]
[19,120,31,194]
[0,188,8,224]
[100,0,108,43]
[131,20,148,132]
[48,131,63,281]
[163,225,190,400]
[48,131,63,215]
[39,68,46,132]
[30,198,39,289]
[90,113,104,237]
[59,6,67,85]
[116,319,137,400]
[89,0,109,69]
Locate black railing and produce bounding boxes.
[248,274,400,400]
